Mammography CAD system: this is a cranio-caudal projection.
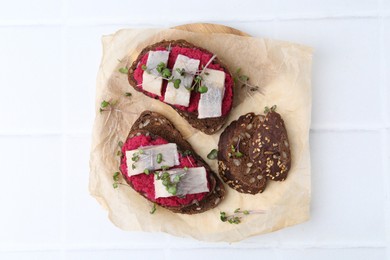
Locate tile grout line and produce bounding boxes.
[379,3,390,257]
[60,0,69,259]
[0,12,390,27]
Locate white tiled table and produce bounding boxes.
[0,1,389,259]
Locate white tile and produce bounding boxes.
[277,248,386,260]
[173,248,387,260]
[64,25,130,133]
[66,0,277,24]
[277,0,379,16]
[278,131,386,244]
[0,136,62,247]
[384,18,390,125]
[0,27,62,134]
[171,248,278,259]
[0,251,61,260]
[0,1,62,22]
[223,21,276,38]
[276,19,382,128]
[64,135,170,246]
[65,249,164,260]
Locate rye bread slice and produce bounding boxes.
[218,113,267,194]
[249,110,291,181]
[122,111,225,214]
[218,109,291,194]
[128,39,233,135]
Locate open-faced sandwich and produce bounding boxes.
[119,111,225,214]
[217,106,291,194]
[128,40,234,135]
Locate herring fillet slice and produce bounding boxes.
[154,167,209,198]
[198,68,225,119]
[164,54,200,107]
[126,143,179,176]
[142,50,169,96]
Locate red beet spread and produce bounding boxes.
[120,134,208,207]
[133,46,233,116]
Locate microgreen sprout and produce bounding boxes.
[176,68,186,76]
[198,86,208,93]
[173,79,181,89]
[144,168,150,175]
[112,172,130,189]
[131,154,139,162]
[264,105,277,114]
[112,172,120,189]
[99,99,122,115]
[231,143,243,158]
[220,208,266,224]
[207,149,218,160]
[119,67,128,74]
[150,203,157,214]
[182,150,192,156]
[155,171,184,196]
[141,65,147,71]
[156,153,163,164]
[125,92,132,97]
[233,68,260,93]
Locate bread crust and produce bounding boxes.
[121,111,225,214]
[128,39,233,135]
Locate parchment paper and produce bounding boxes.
[89,28,313,242]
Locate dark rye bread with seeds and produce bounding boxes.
[128,40,234,135]
[218,107,291,194]
[249,110,291,181]
[122,111,225,214]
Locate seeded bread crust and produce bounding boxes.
[128,39,233,135]
[122,111,225,214]
[218,111,291,194]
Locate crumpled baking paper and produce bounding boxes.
[89,28,313,242]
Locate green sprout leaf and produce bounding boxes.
[198,86,208,94]
[113,183,119,189]
[220,212,227,222]
[101,100,109,108]
[162,68,171,78]
[207,149,218,160]
[156,62,165,73]
[235,151,243,158]
[150,203,157,214]
[167,185,177,195]
[113,172,120,181]
[125,92,132,97]
[144,168,150,175]
[156,153,163,164]
[182,150,192,156]
[141,65,147,71]
[119,67,128,74]
[173,79,181,89]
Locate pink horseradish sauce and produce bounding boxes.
[120,134,208,207]
[133,46,233,116]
